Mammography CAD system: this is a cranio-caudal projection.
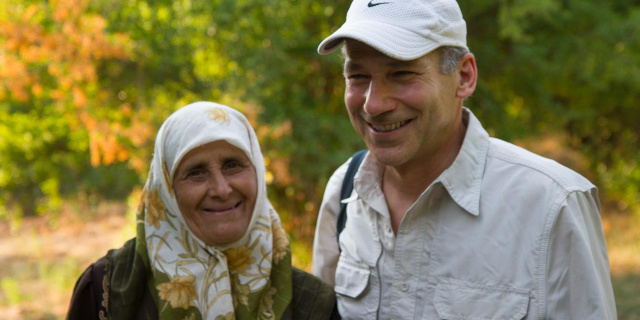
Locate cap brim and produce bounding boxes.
[318,20,442,61]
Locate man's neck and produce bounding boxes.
[382,120,467,234]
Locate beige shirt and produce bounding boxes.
[312,108,617,320]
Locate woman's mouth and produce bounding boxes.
[370,119,410,132]
[203,202,241,215]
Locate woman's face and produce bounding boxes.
[173,140,257,246]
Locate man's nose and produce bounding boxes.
[363,79,395,116]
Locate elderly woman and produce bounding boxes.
[67,102,338,320]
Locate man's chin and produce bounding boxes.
[368,148,409,167]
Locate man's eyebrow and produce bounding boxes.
[343,61,363,74]
[388,60,413,67]
[343,58,426,74]
[388,58,426,69]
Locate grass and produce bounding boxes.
[613,273,640,320]
[603,208,640,320]
[0,201,638,319]
[0,201,133,319]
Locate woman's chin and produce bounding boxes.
[197,218,250,247]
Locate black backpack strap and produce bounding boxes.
[337,149,368,244]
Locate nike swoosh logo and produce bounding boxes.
[368,0,391,7]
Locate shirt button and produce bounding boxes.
[400,282,410,292]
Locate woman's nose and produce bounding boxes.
[207,173,232,199]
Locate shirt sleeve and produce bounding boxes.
[545,188,617,319]
[311,160,350,286]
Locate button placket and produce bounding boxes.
[389,189,434,319]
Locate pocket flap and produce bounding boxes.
[334,259,369,298]
[434,280,529,320]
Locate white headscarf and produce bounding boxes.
[140,101,291,319]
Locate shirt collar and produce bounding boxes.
[352,108,490,217]
[438,107,489,216]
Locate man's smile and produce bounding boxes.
[369,119,411,132]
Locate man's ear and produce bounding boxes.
[456,53,477,99]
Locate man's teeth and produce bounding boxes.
[372,120,408,132]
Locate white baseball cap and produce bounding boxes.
[318,0,468,61]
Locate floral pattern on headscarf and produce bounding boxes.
[134,102,292,320]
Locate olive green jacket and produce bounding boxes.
[67,238,339,320]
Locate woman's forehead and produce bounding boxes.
[181,141,247,160]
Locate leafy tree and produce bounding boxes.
[459,0,640,208]
[89,0,362,241]
[0,0,134,217]
[2,0,639,232]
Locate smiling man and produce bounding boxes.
[311,0,617,319]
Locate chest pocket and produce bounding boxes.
[433,279,529,320]
[334,258,379,319]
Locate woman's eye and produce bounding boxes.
[223,160,244,173]
[187,168,207,179]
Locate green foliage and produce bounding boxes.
[460,0,640,208]
[38,257,84,291]
[91,0,364,223]
[0,104,81,217]
[0,277,23,305]
[0,0,137,218]
[1,0,639,226]
[290,238,313,271]
[597,155,640,209]
[612,273,640,320]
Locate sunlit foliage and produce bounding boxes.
[461,0,640,208]
[0,0,639,230]
[0,0,135,217]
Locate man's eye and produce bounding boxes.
[345,74,369,85]
[348,74,368,79]
[393,71,414,77]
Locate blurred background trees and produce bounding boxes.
[1,0,639,239]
